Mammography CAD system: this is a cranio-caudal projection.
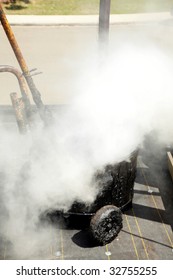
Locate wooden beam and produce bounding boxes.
[167,151,173,182]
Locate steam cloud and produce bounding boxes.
[0,41,173,259]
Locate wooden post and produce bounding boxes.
[167,151,173,182]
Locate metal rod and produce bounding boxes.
[10,92,28,134]
[0,3,51,125]
[0,65,30,102]
[99,0,111,44]
[0,65,33,127]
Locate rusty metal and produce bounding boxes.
[0,3,51,125]
[0,65,30,105]
[10,92,28,134]
[0,65,32,127]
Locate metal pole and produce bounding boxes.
[99,0,111,44]
[0,3,51,125]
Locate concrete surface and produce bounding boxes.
[1,20,173,105]
[0,118,172,260]
[5,12,173,26]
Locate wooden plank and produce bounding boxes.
[167,151,173,182]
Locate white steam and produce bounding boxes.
[0,43,173,258]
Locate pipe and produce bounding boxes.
[99,0,111,44]
[0,3,51,125]
[0,65,30,103]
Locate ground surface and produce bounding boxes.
[0,110,173,260]
[1,20,173,105]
